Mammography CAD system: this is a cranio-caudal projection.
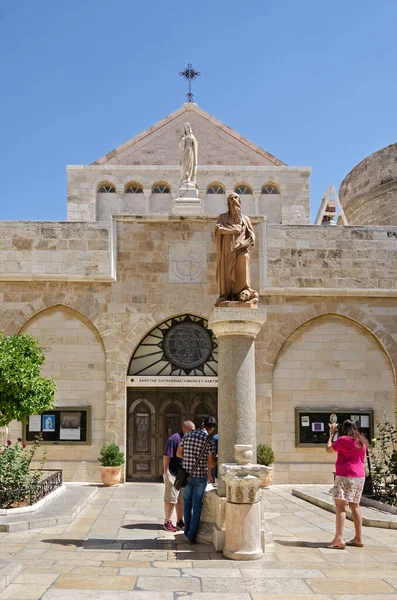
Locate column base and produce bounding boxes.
[223,500,263,560]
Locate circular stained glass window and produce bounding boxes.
[128,314,218,377]
[163,322,212,370]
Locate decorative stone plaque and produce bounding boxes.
[169,243,207,284]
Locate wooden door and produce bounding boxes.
[127,388,217,482]
[127,398,156,481]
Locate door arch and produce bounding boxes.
[191,393,217,428]
[163,402,182,448]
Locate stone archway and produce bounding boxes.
[271,313,395,485]
[125,313,218,481]
[263,302,397,383]
[12,304,106,482]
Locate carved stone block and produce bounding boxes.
[168,243,207,284]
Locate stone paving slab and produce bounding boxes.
[0,486,98,532]
[1,483,397,598]
[42,593,175,600]
[292,485,397,529]
[0,559,22,593]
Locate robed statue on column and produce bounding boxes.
[215,193,259,306]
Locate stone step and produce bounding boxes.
[0,559,23,592]
[292,485,397,529]
[0,485,98,532]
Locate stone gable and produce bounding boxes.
[93,104,285,168]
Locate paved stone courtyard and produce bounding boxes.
[1,484,397,599]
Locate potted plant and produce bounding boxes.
[257,443,275,488]
[98,443,125,487]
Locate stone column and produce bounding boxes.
[209,307,266,496]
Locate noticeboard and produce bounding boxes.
[295,408,374,447]
[24,406,91,445]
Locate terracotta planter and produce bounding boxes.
[100,465,122,487]
[259,465,273,488]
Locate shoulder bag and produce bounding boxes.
[174,433,213,491]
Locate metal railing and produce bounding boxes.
[0,469,63,509]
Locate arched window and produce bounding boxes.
[98,182,116,193]
[194,403,212,429]
[128,314,218,377]
[164,403,182,442]
[207,184,225,194]
[152,183,171,194]
[133,402,151,454]
[261,184,279,195]
[235,185,252,195]
[125,182,143,194]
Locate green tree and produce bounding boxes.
[0,334,56,435]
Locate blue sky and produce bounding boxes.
[0,0,396,221]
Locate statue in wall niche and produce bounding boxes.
[215,192,259,306]
[179,122,198,184]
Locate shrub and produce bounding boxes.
[369,411,397,506]
[98,443,125,467]
[0,436,47,508]
[257,443,275,466]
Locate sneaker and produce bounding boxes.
[163,520,177,532]
[176,519,185,530]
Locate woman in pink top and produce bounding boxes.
[326,419,368,549]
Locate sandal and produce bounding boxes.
[325,543,346,550]
[346,540,364,547]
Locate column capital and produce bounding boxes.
[220,462,271,504]
[208,307,266,339]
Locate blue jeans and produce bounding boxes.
[182,476,207,541]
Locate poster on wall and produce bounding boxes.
[360,415,370,428]
[59,412,81,441]
[28,415,41,432]
[42,415,55,432]
[312,422,324,432]
[301,416,310,427]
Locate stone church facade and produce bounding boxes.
[1,103,396,484]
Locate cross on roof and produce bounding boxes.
[179,63,201,103]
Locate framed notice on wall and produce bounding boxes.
[295,408,374,447]
[24,406,91,445]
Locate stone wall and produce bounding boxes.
[265,224,397,289]
[8,306,106,481]
[339,142,397,225]
[272,315,394,484]
[67,165,310,225]
[255,295,397,484]
[340,181,397,227]
[1,217,397,484]
[0,222,113,281]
